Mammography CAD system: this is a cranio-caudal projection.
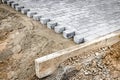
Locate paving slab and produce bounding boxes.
[3,0,120,44]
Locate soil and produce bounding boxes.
[63,41,120,80]
[62,42,120,80]
[0,4,75,80]
[32,41,120,80]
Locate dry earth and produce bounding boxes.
[32,41,120,80]
[61,42,120,80]
[0,3,75,80]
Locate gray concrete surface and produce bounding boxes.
[3,0,120,44]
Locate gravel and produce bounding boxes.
[35,42,120,80]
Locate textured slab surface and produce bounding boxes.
[3,0,120,43]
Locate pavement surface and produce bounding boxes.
[2,0,120,44]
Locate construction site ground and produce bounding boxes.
[0,4,75,80]
[33,41,120,80]
[0,2,120,80]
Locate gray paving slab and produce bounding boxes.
[74,35,85,44]
[27,11,37,18]
[40,17,50,25]
[47,21,57,29]
[33,14,42,21]
[21,8,30,14]
[15,5,24,11]
[11,2,18,8]
[3,0,120,44]
[54,26,66,33]
[63,29,76,39]
[7,0,14,5]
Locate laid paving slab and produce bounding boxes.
[11,2,18,8]
[2,0,120,44]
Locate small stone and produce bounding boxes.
[92,60,97,67]
[97,63,104,69]
[84,70,92,75]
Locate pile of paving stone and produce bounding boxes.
[2,0,120,44]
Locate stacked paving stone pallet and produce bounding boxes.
[2,0,120,44]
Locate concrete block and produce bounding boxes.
[63,30,75,39]
[15,5,24,11]
[27,11,37,18]
[33,14,42,21]
[7,0,14,6]
[47,21,57,29]
[2,0,8,3]
[40,18,50,25]
[21,8,30,14]
[54,26,65,33]
[74,35,85,44]
[11,3,18,8]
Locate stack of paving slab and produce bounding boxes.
[2,0,120,44]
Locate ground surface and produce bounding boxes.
[0,2,120,80]
[0,4,75,80]
[61,42,120,80]
[32,41,120,80]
